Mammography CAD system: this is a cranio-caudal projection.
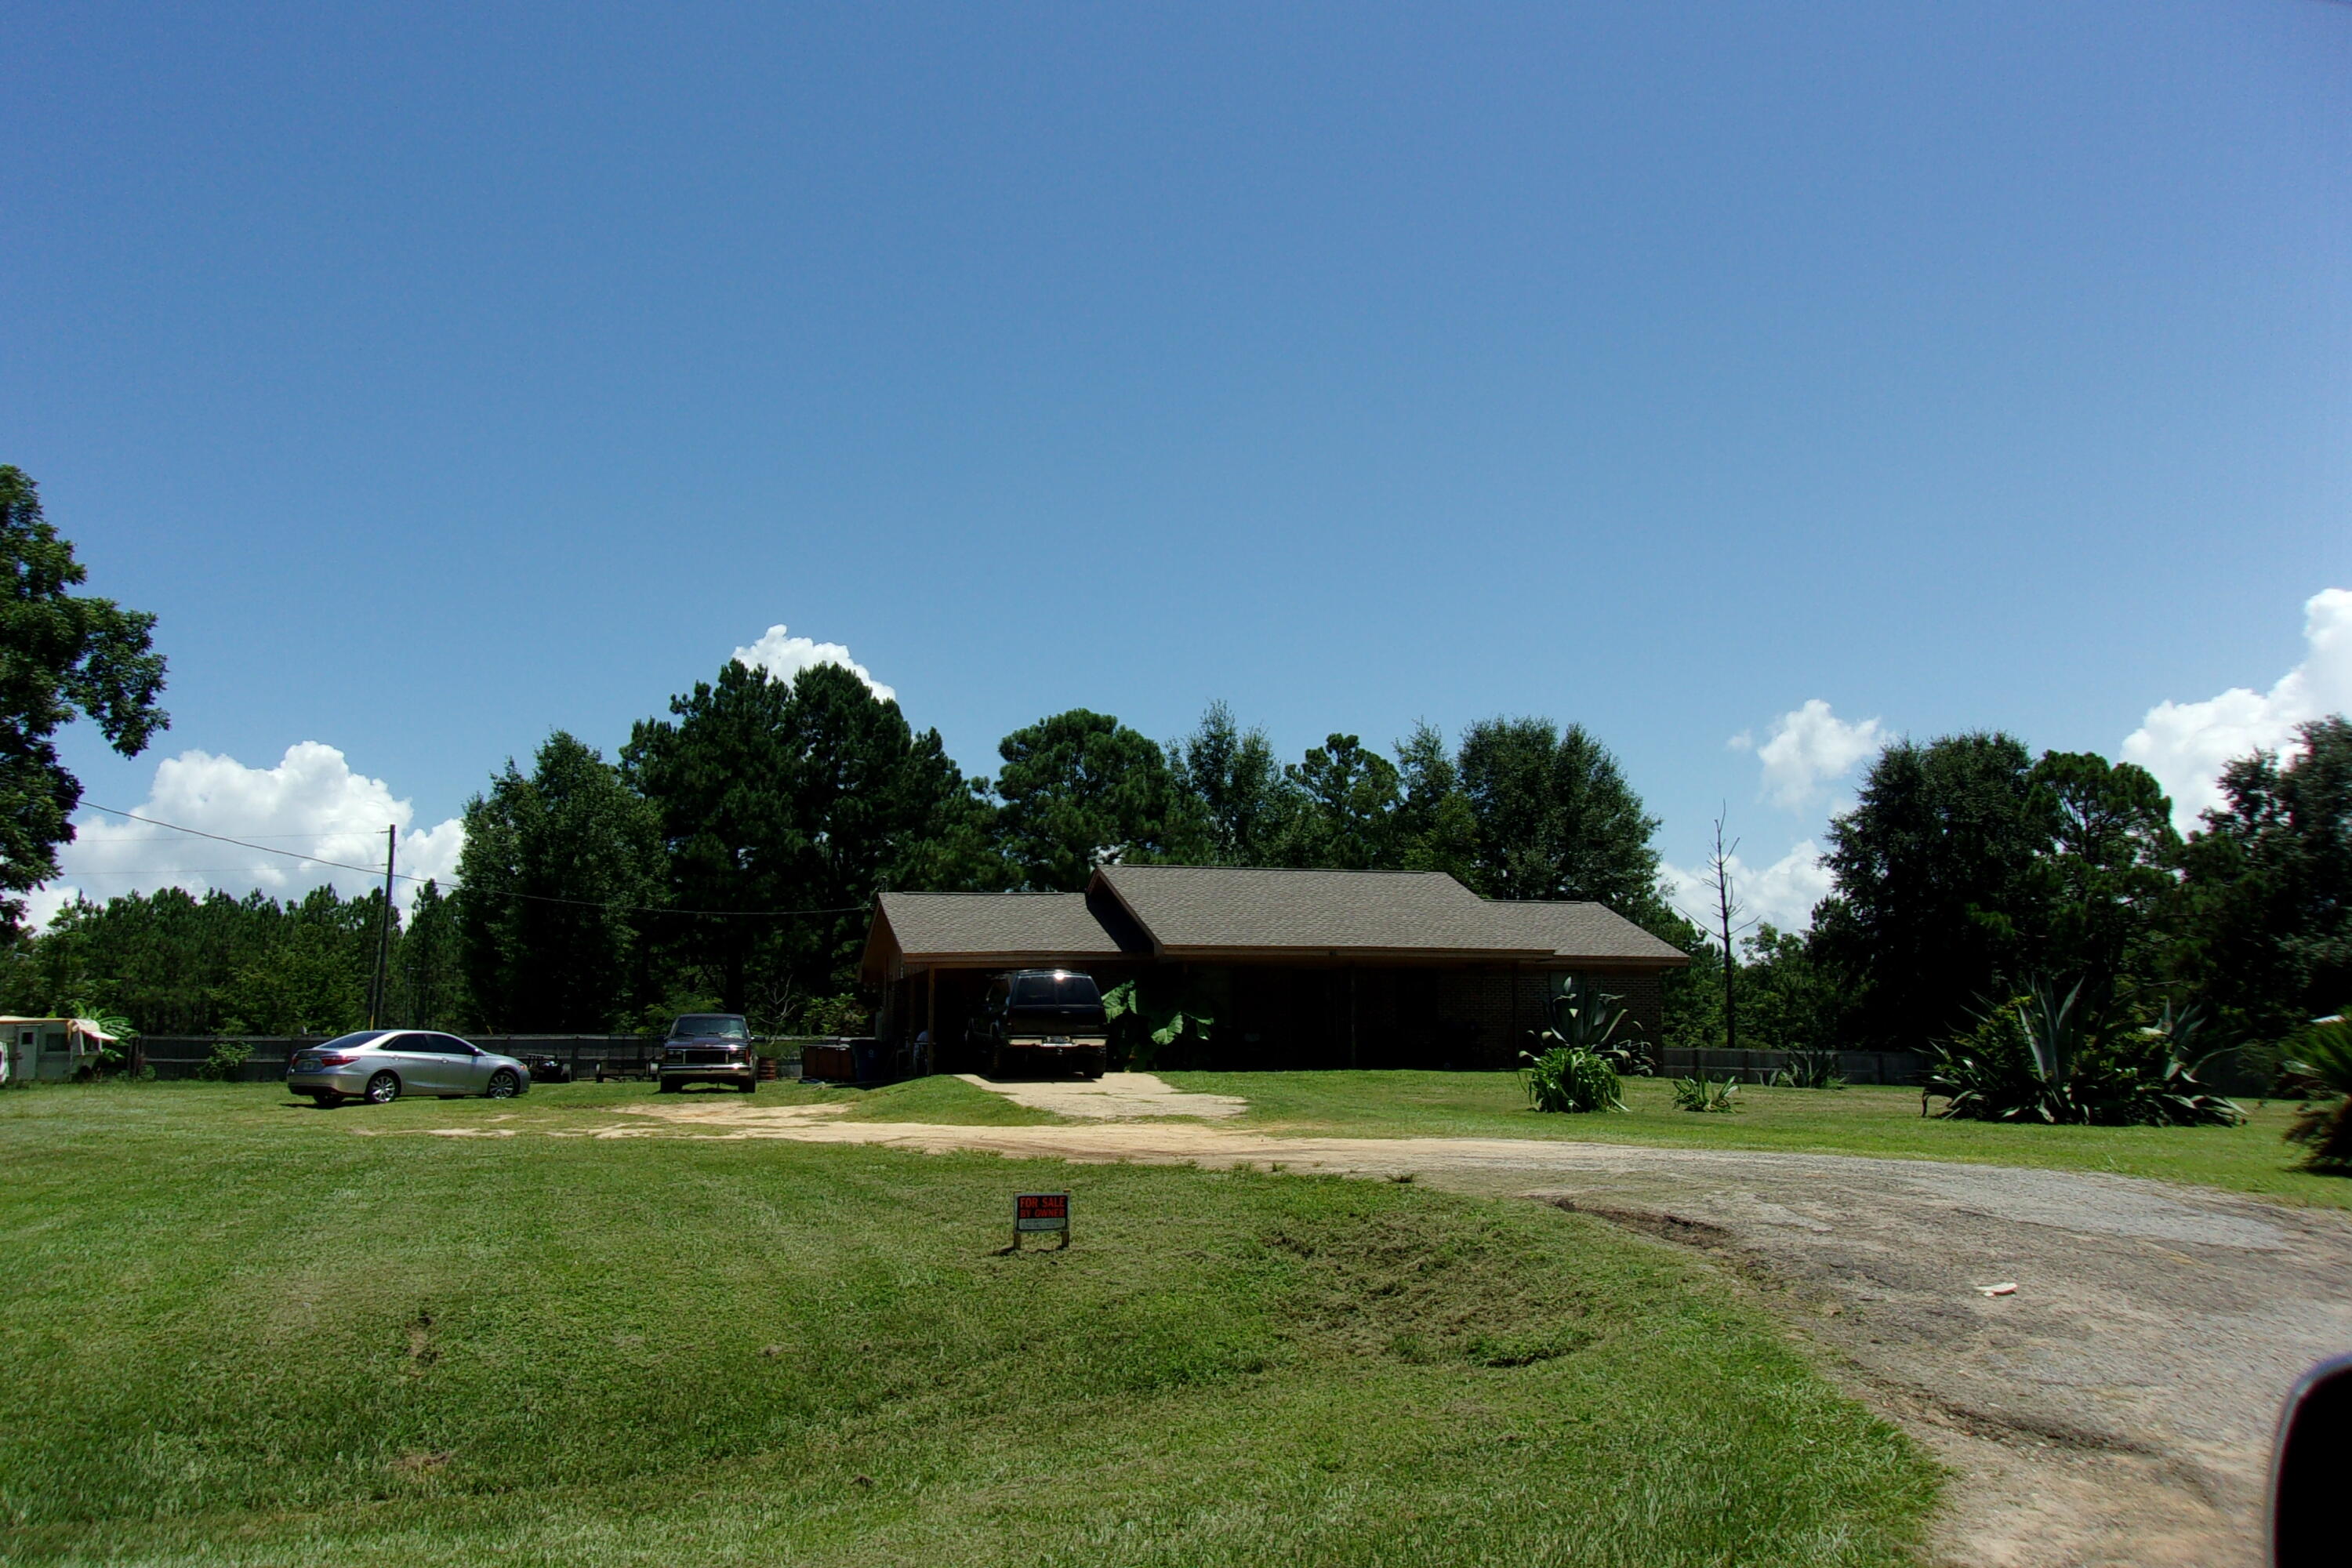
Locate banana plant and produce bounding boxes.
[1100,978,1216,1062]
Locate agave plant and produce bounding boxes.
[1773,1048,1846,1091]
[2129,1002,2245,1129]
[1926,982,2242,1127]
[1519,1045,1624,1114]
[2283,1014,2352,1172]
[1671,1072,1740,1112]
[1530,976,1653,1076]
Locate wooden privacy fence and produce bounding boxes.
[1657,1047,1927,1086]
[135,1036,816,1083]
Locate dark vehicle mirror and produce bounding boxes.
[2270,1352,2352,1567]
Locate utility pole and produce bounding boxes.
[368,824,397,1029]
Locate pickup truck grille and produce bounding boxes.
[669,1048,741,1065]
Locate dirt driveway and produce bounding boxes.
[950,1070,1248,1119]
[609,1097,2352,1567]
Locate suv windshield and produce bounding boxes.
[1012,974,1100,1007]
[670,1015,749,1039]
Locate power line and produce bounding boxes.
[72,804,872,920]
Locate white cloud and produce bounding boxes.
[2122,588,2352,833]
[1662,839,1834,935]
[1733,699,1886,811]
[33,742,464,927]
[732,624,895,703]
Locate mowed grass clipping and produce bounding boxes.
[1166,1069,2352,1210]
[0,1083,1937,1567]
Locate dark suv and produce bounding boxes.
[656,1014,758,1093]
[965,970,1109,1080]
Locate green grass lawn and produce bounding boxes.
[1160,1069,2352,1210]
[0,1080,1936,1567]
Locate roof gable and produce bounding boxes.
[862,889,1148,980]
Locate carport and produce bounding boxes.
[858,865,1686,1071]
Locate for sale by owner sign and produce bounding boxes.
[1013,1192,1070,1249]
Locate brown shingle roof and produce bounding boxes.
[1094,865,1545,957]
[1475,899,1689,964]
[871,891,1139,962]
[862,867,1690,978]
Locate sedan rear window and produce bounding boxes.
[318,1031,390,1051]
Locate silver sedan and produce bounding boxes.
[286,1031,532,1106]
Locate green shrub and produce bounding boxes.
[1773,1048,1846,1091]
[797,994,873,1037]
[1517,1046,1623,1113]
[2283,1014,2352,1172]
[198,1040,253,1081]
[1671,1073,1740,1112]
[1924,984,2243,1127]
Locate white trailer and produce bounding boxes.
[0,1017,120,1083]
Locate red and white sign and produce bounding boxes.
[1015,1192,1069,1232]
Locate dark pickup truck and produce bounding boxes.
[965,970,1109,1080]
[655,1013,758,1093]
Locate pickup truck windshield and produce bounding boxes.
[670,1015,749,1039]
[1012,975,1100,1007]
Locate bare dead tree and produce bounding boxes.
[1686,808,1759,1053]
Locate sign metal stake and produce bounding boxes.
[1013,1192,1070,1250]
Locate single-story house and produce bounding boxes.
[858,865,1687,1070]
[0,1016,121,1084]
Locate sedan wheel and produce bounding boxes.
[486,1069,519,1099]
[365,1071,401,1105]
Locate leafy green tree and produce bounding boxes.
[218,918,368,1036]
[0,466,169,938]
[1171,702,1289,866]
[1455,717,1661,908]
[2028,751,2179,1006]
[391,879,470,1032]
[1392,721,1479,880]
[1274,734,1400,869]
[1811,732,2048,1048]
[1736,924,1837,1053]
[993,709,1198,890]
[2173,717,2352,1044]
[459,731,662,1031]
[630,662,992,1009]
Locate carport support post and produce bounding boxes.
[1348,966,1359,1070]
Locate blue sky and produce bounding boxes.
[7,2,2349,927]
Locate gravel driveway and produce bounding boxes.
[613,1095,2352,1566]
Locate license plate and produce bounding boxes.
[294,1059,320,1072]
